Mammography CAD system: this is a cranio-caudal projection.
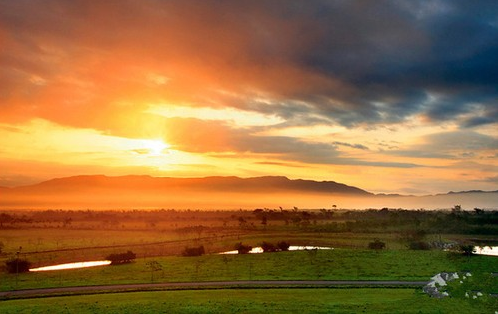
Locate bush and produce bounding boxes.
[106,250,136,265]
[277,241,290,251]
[5,258,31,273]
[460,245,475,257]
[368,239,386,250]
[182,245,205,257]
[408,241,431,250]
[235,242,252,254]
[261,241,277,252]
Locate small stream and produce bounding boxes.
[29,260,111,272]
[219,245,333,254]
[473,246,497,256]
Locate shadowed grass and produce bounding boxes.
[2,249,496,292]
[0,288,496,314]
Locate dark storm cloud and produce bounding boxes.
[0,0,497,168]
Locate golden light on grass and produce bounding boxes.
[29,260,111,272]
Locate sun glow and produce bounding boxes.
[139,139,170,156]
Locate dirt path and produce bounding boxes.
[0,280,428,300]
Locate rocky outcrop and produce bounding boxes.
[423,272,460,298]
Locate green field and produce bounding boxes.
[1,249,497,293]
[0,209,497,312]
[1,288,496,313]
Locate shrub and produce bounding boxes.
[408,241,431,250]
[182,245,205,257]
[106,250,136,265]
[5,258,31,273]
[235,242,252,254]
[277,241,290,251]
[368,239,386,250]
[261,241,277,253]
[460,245,475,257]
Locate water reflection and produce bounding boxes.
[473,246,498,256]
[219,246,333,254]
[29,260,111,272]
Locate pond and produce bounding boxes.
[473,246,498,256]
[219,246,333,255]
[29,260,111,272]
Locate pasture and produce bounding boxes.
[0,209,497,312]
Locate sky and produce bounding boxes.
[0,0,497,195]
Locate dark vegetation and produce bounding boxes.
[182,245,205,257]
[459,245,476,257]
[106,250,136,265]
[235,242,252,254]
[0,206,496,235]
[5,258,31,273]
[0,207,496,269]
[368,239,386,250]
[261,241,290,252]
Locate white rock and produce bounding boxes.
[460,281,463,283]
[473,295,477,299]
[465,292,469,298]
[465,272,472,277]
[463,276,466,279]
[477,292,483,296]
[430,274,447,286]
[448,272,459,280]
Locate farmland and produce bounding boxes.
[0,208,497,312]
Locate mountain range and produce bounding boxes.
[1,175,496,210]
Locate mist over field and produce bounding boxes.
[1,175,496,210]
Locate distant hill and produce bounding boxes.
[0,175,371,209]
[10,175,371,195]
[445,190,498,195]
[1,175,496,210]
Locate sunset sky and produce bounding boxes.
[0,0,497,195]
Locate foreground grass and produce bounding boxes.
[2,249,496,292]
[1,288,496,313]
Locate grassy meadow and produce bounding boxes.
[1,249,497,292]
[0,209,497,312]
[1,288,496,313]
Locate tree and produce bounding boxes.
[5,258,31,273]
[452,205,462,213]
[145,260,162,282]
[277,241,290,251]
[261,216,267,228]
[460,245,475,257]
[182,245,205,257]
[261,241,277,252]
[235,242,252,254]
[106,250,136,265]
[368,239,386,250]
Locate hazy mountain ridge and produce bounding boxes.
[445,190,498,195]
[8,175,372,195]
[1,175,496,210]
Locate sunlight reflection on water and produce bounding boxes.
[29,260,111,272]
[473,246,498,256]
[219,246,333,254]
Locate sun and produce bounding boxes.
[140,139,170,156]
